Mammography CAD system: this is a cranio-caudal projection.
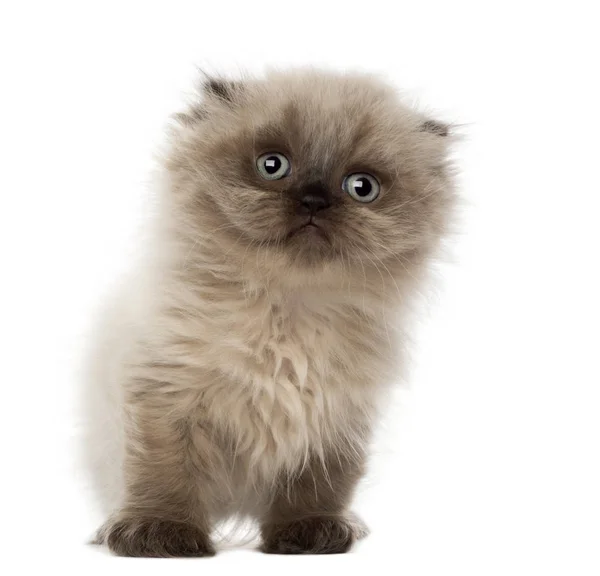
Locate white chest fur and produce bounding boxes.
[195,289,388,481]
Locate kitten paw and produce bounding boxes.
[261,516,354,554]
[103,517,215,557]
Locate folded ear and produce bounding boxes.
[174,76,245,126]
[202,76,245,106]
[420,119,449,137]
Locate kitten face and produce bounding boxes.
[170,70,453,274]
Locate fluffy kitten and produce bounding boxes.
[85,69,455,557]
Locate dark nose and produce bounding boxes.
[298,183,331,215]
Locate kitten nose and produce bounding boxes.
[299,183,331,215]
[301,195,330,213]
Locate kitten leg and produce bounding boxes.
[261,445,367,555]
[100,375,219,557]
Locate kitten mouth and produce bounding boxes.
[286,220,329,242]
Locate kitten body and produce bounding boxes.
[85,69,455,556]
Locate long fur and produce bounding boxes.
[83,68,456,555]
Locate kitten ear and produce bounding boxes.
[202,76,245,106]
[419,119,449,137]
[174,76,245,126]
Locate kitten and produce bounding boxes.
[85,69,456,557]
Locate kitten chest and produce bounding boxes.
[208,294,381,478]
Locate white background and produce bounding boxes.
[1,1,599,574]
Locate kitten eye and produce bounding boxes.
[343,173,380,203]
[256,152,290,180]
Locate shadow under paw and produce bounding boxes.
[103,517,215,558]
[261,516,354,555]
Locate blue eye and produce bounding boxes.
[343,173,380,203]
[256,153,291,180]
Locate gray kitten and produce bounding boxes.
[85,69,456,556]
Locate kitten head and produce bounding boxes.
[167,69,454,285]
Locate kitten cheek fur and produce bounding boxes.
[85,69,456,557]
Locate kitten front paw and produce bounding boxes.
[261,516,354,554]
[102,517,215,557]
